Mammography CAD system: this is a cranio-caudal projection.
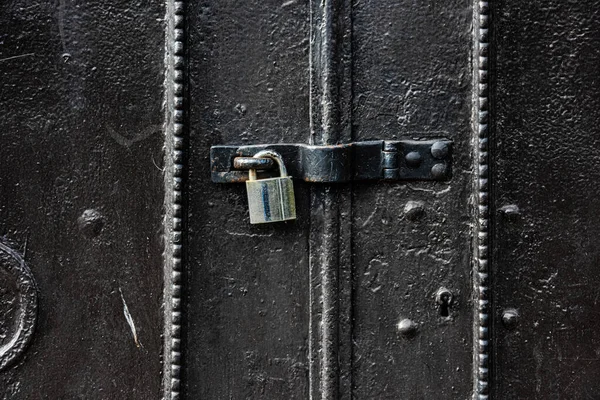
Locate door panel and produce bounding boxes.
[351,1,473,397]
[492,0,600,398]
[185,0,475,398]
[2,0,600,399]
[186,2,311,398]
[0,1,165,398]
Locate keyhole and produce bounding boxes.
[439,298,450,317]
[436,288,453,318]
[440,301,448,317]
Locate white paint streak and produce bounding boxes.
[119,288,141,348]
[0,53,35,63]
[225,230,274,238]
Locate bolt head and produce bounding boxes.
[77,209,105,238]
[502,309,519,330]
[397,318,418,337]
[405,151,422,168]
[431,141,449,159]
[404,200,425,221]
[499,204,520,221]
[431,163,448,180]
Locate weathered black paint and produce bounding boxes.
[185,0,474,398]
[185,1,311,398]
[492,0,600,397]
[2,0,600,399]
[0,1,165,398]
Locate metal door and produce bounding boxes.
[1,0,599,399]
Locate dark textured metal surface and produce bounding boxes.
[3,0,599,398]
[211,140,452,183]
[186,0,473,398]
[185,1,311,398]
[492,0,600,398]
[350,0,474,398]
[0,1,165,398]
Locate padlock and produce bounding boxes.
[245,150,296,224]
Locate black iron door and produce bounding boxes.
[1,0,600,399]
[183,0,473,398]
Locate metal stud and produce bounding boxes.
[431,163,448,180]
[501,309,519,330]
[405,151,422,168]
[431,141,450,159]
[404,200,425,221]
[397,318,418,337]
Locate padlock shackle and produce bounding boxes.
[249,150,288,180]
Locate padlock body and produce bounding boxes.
[246,176,296,224]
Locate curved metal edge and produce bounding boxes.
[251,150,289,177]
[162,0,185,399]
[0,241,38,372]
[473,1,491,399]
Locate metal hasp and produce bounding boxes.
[210,139,452,183]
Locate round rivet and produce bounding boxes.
[397,318,418,337]
[77,209,105,238]
[405,151,422,168]
[431,163,448,179]
[499,204,520,221]
[404,200,425,221]
[431,141,449,159]
[502,309,519,330]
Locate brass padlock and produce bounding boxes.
[246,150,296,224]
